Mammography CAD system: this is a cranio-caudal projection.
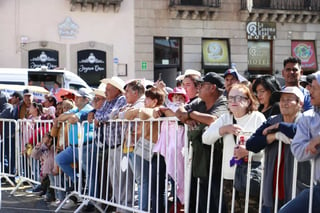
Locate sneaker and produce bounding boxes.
[50,199,62,207]
[34,190,45,196]
[61,199,77,210]
[43,195,55,202]
[32,185,43,192]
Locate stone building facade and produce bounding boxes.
[0,0,319,87]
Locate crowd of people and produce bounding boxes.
[0,56,320,213]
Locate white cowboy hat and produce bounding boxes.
[92,83,106,98]
[101,76,125,93]
[176,69,201,81]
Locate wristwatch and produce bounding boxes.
[187,109,193,119]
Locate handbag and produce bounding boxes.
[134,138,153,161]
[234,161,261,197]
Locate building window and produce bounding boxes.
[154,37,181,67]
[248,40,272,74]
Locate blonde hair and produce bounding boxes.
[62,99,75,112]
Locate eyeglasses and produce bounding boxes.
[94,97,103,102]
[228,95,248,103]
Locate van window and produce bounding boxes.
[28,71,64,91]
[69,84,86,91]
[0,81,25,85]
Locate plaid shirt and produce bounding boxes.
[95,95,126,147]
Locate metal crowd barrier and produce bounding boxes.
[0,118,317,213]
[0,119,18,187]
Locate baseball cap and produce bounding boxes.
[23,89,32,96]
[199,72,225,91]
[11,91,23,100]
[75,88,93,100]
[272,86,304,103]
[224,68,247,82]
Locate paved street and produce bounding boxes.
[0,182,75,213]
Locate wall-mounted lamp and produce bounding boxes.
[287,31,292,39]
[20,36,29,46]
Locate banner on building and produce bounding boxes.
[202,39,230,67]
[246,22,276,40]
[291,40,318,71]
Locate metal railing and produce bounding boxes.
[0,118,317,212]
[241,0,320,11]
[170,0,221,7]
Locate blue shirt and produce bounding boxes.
[67,103,93,145]
[291,107,320,181]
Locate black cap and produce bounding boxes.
[199,72,225,91]
[23,89,32,96]
[11,91,23,100]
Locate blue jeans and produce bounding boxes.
[128,152,150,211]
[55,143,96,196]
[279,185,320,213]
[49,174,66,201]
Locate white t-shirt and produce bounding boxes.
[202,111,266,180]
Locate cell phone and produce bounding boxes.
[158,73,162,81]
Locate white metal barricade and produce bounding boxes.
[0,118,18,187]
[1,117,318,213]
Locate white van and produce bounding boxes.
[0,67,91,91]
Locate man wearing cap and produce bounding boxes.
[55,88,94,208]
[176,72,228,213]
[9,91,23,106]
[14,89,33,119]
[246,86,308,212]
[224,67,247,94]
[279,71,320,212]
[94,76,131,212]
[281,56,312,111]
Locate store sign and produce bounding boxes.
[292,40,318,71]
[77,50,106,87]
[246,22,276,40]
[28,49,59,69]
[248,41,271,69]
